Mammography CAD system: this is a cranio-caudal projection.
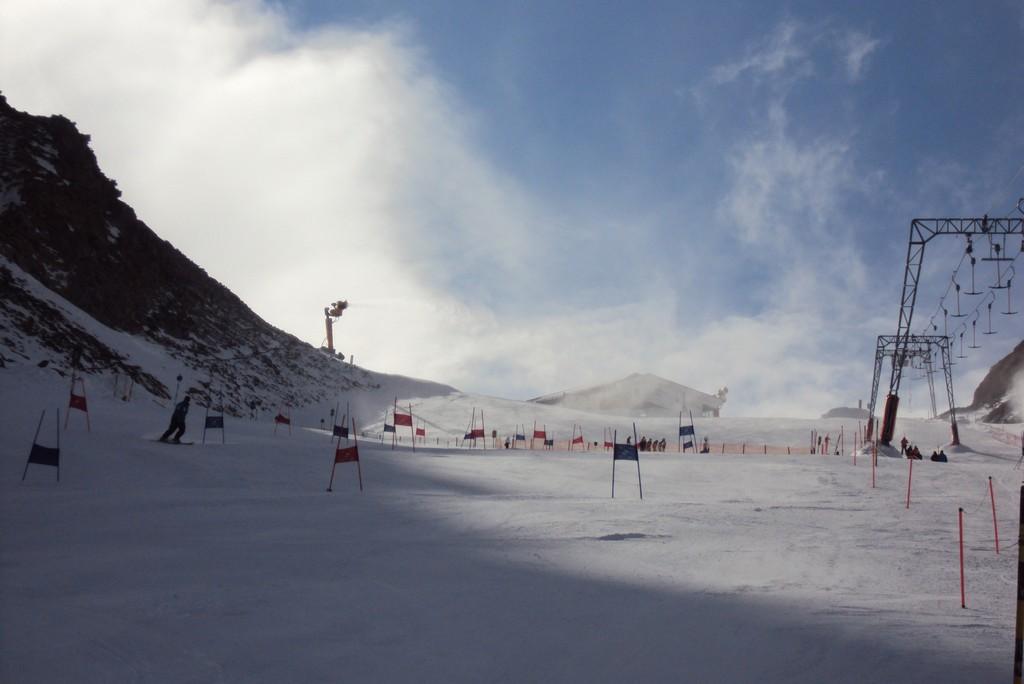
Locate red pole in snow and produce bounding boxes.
[990,477,1000,554]
[1012,486,1024,682]
[906,458,913,509]
[958,507,966,609]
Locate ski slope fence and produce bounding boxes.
[362,432,831,455]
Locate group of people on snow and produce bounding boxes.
[900,435,947,462]
[638,436,666,452]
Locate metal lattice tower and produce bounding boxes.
[867,335,956,442]
[875,216,1024,445]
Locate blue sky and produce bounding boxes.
[1,0,1021,415]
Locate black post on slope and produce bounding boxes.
[326,435,338,493]
[56,409,60,483]
[611,429,617,499]
[634,422,643,500]
[202,402,210,445]
[353,418,363,493]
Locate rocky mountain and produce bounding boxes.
[0,94,454,415]
[530,372,726,417]
[965,340,1024,423]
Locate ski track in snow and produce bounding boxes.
[1,367,1021,682]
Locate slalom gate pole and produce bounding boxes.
[959,507,966,609]
[1013,485,1024,683]
[906,459,913,509]
[354,418,363,492]
[56,409,61,482]
[689,410,696,454]
[633,423,642,500]
[20,410,46,481]
[409,402,415,453]
[990,477,1000,554]
[392,398,397,450]
[611,429,617,498]
[327,459,338,492]
[871,441,876,489]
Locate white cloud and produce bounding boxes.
[0,1,894,417]
[0,0,548,386]
[840,31,880,81]
[710,20,810,85]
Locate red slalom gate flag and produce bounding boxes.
[470,428,485,439]
[604,440,613,448]
[394,412,413,427]
[572,434,584,445]
[415,427,426,437]
[335,445,359,463]
[275,413,291,425]
[533,429,546,439]
[69,394,87,412]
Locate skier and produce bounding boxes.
[900,435,908,455]
[159,396,190,443]
[701,436,710,453]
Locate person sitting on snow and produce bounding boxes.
[701,436,710,453]
[159,396,190,443]
[933,449,948,462]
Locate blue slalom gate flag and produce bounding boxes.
[333,423,349,438]
[383,423,396,433]
[205,415,224,429]
[22,409,61,482]
[543,438,554,446]
[515,433,526,441]
[613,443,639,461]
[679,425,695,437]
[683,440,694,449]
[28,442,60,468]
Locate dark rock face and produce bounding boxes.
[0,94,381,413]
[967,340,1024,423]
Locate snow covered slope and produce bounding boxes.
[1,370,1021,683]
[530,372,726,417]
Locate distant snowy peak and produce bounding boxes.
[530,372,726,417]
